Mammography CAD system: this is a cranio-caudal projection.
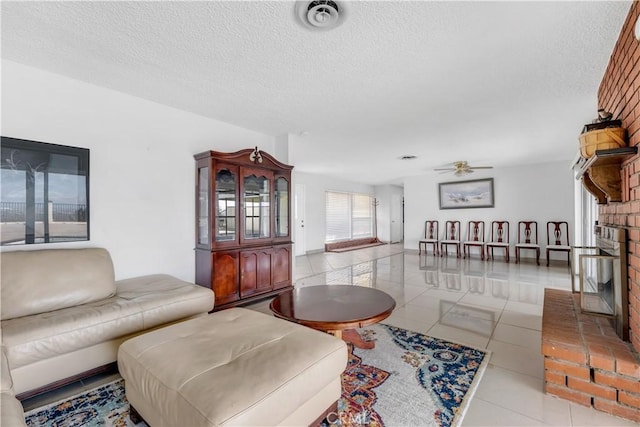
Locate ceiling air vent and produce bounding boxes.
[295,1,348,31]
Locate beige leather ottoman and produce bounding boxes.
[118,308,347,426]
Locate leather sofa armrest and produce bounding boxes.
[1,347,26,427]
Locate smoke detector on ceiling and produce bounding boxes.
[295,1,348,31]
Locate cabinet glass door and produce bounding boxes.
[215,168,237,242]
[243,174,270,239]
[275,177,289,237]
[197,166,209,245]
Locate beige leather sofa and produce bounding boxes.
[0,247,214,399]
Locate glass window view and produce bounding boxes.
[215,169,236,241]
[244,174,270,239]
[325,191,374,243]
[0,137,89,246]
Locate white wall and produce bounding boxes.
[293,171,375,253]
[404,161,575,260]
[1,60,274,281]
[2,61,576,272]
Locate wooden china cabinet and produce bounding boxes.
[194,147,293,310]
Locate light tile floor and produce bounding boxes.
[22,244,637,426]
[249,244,637,427]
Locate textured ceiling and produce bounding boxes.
[1,1,632,185]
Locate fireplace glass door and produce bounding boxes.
[578,254,616,317]
[570,246,598,293]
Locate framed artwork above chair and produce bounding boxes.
[438,178,494,210]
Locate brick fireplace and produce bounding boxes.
[542,2,640,422]
[598,1,640,356]
[543,289,640,421]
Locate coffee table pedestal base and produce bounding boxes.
[329,329,375,349]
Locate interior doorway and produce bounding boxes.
[390,194,404,243]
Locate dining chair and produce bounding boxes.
[485,221,510,262]
[418,220,439,256]
[515,221,540,265]
[440,220,461,257]
[546,221,571,267]
[462,220,485,259]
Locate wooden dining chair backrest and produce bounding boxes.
[466,221,485,243]
[424,220,439,240]
[547,221,570,246]
[489,221,510,243]
[517,221,538,245]
[444,220,461,241]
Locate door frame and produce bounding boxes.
[295,183,306,256]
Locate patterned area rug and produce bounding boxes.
[24,379,134,427]
[24,324,489,427]
[325,324,490,427]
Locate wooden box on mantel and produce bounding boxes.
[579,120,627,158]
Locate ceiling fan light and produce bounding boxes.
[434,160,493,176]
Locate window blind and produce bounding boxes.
[352,193,373,238]
[325,191,374,243]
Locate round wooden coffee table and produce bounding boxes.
[270,285,396,349]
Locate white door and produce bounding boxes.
[295,184,306,256]
[390,194,403,243]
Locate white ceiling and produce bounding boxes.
[1,1,631,185]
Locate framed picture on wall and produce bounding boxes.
[439,178,494,209]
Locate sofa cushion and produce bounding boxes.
[2,296,143,369]
[1,274,213,370]
[116,274,214,328]
[1,248,116,320]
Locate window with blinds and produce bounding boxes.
[325,191,374,243]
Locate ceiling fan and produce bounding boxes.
[434,161,494,177]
